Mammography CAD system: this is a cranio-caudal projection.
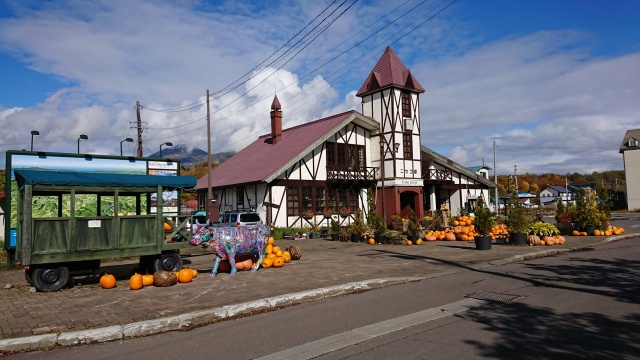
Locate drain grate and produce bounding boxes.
[464,291,525,303]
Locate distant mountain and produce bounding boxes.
[147,144,234,168]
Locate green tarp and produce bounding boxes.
[14,169,196,191]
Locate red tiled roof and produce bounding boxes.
[356,46,425,97]
[196,110,379,189]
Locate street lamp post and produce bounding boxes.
[77,134,88,154]
[120,138,133,156]
[30,130,39,151]
[159,142,173,157]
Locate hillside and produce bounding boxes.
[147,144,234,168]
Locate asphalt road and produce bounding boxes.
[9,236,639,359]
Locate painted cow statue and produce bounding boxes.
[189,224,270,277]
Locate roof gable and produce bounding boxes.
[420,146,496,188]
[356,46,425,97]
[620,128,640,152]
[196,111,379,189]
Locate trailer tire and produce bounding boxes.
[32,266,70,292]
[24,269,34,286]
[152,252,182,273]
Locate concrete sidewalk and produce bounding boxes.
[1,229,638,352]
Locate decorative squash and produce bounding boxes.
[178,268,193,283]
[265,244,273,255]
[286,246,302,260]
[99,273,117,289]
[416,239,423,245]
[267,236,275,245]
[272,257,285,268]
[191,268,198,278]
[129,273,143,290]
[406,240,412,246]
[267,253,276,259]
[580,231,587,236]
[572,230,580,236]
[425,235,437,241]
[444,233,456,241]
[543,236,555,246]
[275,249,283,257]
[527,235,540,246]
[282,251,291,263]
[272,246,281,255]
[594,229,601,236]
[163,222,172,231]
[556,235,566,245]
[539,240,546,246]
[142,274,154,286]
[153,270,177,287]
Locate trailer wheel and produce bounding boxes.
[24,269,34,286]
[152,252,182,272]
[32,266,70,292]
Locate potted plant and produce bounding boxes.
[574,189,601,235]
[554,200,574,235]
[302,208,314,220]
[406,208,421,242]
[505,191,532,246]
[322,207,335,218]
[391,214,408,232]
[473,196,494,250]
[330,219,341,241]
[308,216,320,239]
[339,207,351,218]
[350,208,366,242]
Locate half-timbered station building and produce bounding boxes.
[195,46,496,228]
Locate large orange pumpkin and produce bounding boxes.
[282,251,291,263]
[178,268,193,283]
[163,222,172,231]
[100,273,117,289]
[261,257,274,268]
[130,273,143,290]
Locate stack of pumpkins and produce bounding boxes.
[261,237,302,268]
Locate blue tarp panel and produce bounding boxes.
[14,169,196,191]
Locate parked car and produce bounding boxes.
[216,211,262,227]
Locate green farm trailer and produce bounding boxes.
[13,169,197,291]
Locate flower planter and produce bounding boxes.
[474,235,492,250]
[583,225,597,236]
[555,222,573,236]
[308,232,317,239]
[330,233,340,241]
[374,235,386,244]
[407,235,420,242]
[509,232,527,246]
[350,234,362,242]
[392,221,408,232]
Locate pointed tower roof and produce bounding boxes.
[271,95,281,110]
[356,46,425,97]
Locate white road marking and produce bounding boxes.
[256,298,484,360]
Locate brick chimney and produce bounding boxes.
[270,95,282,145]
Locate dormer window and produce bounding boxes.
[628,138,638,147]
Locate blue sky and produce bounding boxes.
[0,0,638,174]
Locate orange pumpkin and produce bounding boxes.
[265,244,273,255]
[178,268,193,283]
[100,273,117,289]
[282,251,291,263]
[142,274,154,286]
[191,269,198,278]
[415,239,423,245]
[272,246,281,254]
[267,236,275,245]
[444,233,456,241]
[368,238,375,245]
[235,259,254,271]
[163,222,172,231]
[580,231,587,236]
[261,257,274,268]
[129,273,143,290]
[272,257,285,268]
[406,240,412,246]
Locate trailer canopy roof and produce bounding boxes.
[14,169,196,191]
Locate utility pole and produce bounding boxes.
[514,165,518,193]
[136,101,143,157]
[493,140,498,213]
[207,89,213,202]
